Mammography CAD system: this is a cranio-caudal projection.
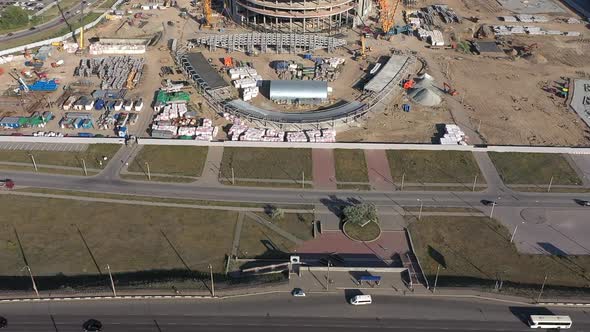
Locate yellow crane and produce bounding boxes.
[203,0,212,28]
[379,0,401,34]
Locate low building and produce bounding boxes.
[269,80,328,104]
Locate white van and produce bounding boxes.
[349,295,372,306]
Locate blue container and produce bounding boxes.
[78,132,94,137]
[94,99,105,110]
[303,54,313,60]
[118,126,128,138]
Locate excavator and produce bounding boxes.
[443,82,459,96]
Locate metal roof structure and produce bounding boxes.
[226,99,366,123]
[269,80,328,100]
[364,55,409,92]
[180,53,229,91]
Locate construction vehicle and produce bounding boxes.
[9,72,29,93]
[402,77,415,89]
[0,179,15,190]
[443,82,458,96]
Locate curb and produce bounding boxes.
[538,302,590,307]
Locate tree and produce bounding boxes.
[0,6,31,29]
[343,203,377,226]
[268,206,284,220]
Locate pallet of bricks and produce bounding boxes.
[230,66,262,101]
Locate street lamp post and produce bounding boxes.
[82,158,87,176]
[417,199,423,220]
[106,264,116,297]
[145,162,151,181]
[209,264,215,297]
[537,273,548,303]
[433,264,441,293]
[547,176,554,193]
[510,221,524,244]
[489,202,496,219]
[400,173,405,191]
[24,265,39,298]
[28,153,38,172]
[472,174,478,192]
[326,260,331,291]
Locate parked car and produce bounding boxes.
[481,200,496,206]
[82,319,102,331]
[0,316,6,329]
[574,199,590,206]
[291,288,306,297]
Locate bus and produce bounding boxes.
[529,315,572,329]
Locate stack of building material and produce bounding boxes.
[242,87,259,101]
[228,67,261,80]
[429,30,445,46]
[194,125,218,141]
[320,129,336,142]
[75,56,145,90]
[262,129,285,142]
[286,131,307,142]
[229,124,248,140]
[439,124,467,145]
[152,124,178,134]
[154,103,188,121]
[241,128,266,141]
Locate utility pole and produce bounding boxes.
[418,199,423,221]
[547,176,554,193]
[231,167,235,185]
[433,264,441,293]
[401,173,405,191]
[510,221,524,244]
[209,264,215,297]
[82,158,87,176]
[326,260,331,291]
[537,273,548,303]
[24,265,39,298]
[28,153,38,172]
[145,162,151,181]
[472,174,478,192]
[106,264,116,297]
[490,202,496,219]
[302,171,305,189]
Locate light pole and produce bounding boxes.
[537,273,548,303]
[24,265,39,298]
[302,171,305,189]
[209,264,215,297]
[400,172,405,191]
[326,260,331,291]
[106,264,116,297]
[417,199,423,221]
[433,264,441,293]
[547,176,554,193]
[82,158,87,176]
[145,161,151,180]
[472,174,478,192]
[231,167,235,185]
[510,221,524,244]
[28,153,38,172]
[489,202,496,219]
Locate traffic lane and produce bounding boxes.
[0,315,551,332]
[0,9,83,42]
[0,294,583,323]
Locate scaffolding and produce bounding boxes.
[190,33,346,53]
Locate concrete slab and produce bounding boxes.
[495,207,590,255]
[312,149,337,190]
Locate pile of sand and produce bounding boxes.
[410,88,442,107]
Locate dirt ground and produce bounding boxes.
[1,0,589,145]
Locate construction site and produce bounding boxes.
[0,0,588,145]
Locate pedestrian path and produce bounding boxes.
[199,146,224,186]
[312,149,337,190]
[365,149,395,191]
[472,151,508,192]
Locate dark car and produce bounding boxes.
[574,199,590,207]
[83,319,102,332]
[29,26,37,30]
[481,200,496,206]
[0,316,6,329]
[7,32,13,36]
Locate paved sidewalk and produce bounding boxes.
[200,146,224,186]
[472,151,509,193]
[312,149,337,190]
[567,154,590,187]
[365,150,395,191]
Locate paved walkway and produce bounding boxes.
[312,149,337,190]
[200,146,224,186]
[567,154,590,187]
[100,144,139,180]
[472,151,508,193]
[245,212,304,245]
[365,150,395,191]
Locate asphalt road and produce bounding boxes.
[1,294,589,331]
[0,0,95,45]
[1,169,589,210]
